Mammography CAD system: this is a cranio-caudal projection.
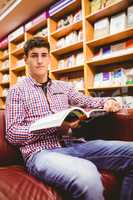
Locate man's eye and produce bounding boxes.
[31,54,37,58]
[42,54,48,57]
[30,54,48,58]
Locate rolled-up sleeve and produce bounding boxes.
[66,84,107,109]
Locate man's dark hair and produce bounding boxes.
[24,37,50,56]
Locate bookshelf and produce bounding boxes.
[49,0,84,91]
[0,38,9,109]
[8,12,49,88]
[83,0,133,99]
[0,0,133,109]
[9,26,26,86]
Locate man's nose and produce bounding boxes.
[37,56,43,63]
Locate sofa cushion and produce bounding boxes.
[0,165,62,200]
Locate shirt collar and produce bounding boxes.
[28,76,52,87]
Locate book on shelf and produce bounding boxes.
[49,0,76,16]
[29,107,106,132]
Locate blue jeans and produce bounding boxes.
[26,140,133,200]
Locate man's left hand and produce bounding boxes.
[104,99,122,112]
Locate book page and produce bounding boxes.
[85,109,106,118]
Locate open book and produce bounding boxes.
[29,107,106,132]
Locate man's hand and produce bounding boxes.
[104,99,122,112]
[60,119,80,135]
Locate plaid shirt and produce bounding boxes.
[5,76,106,161]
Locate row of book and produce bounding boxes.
[94,38,133,58]
[35,27,48,38]
[0,48,8,57]
[57,10,82,30]
[94,6,133,39]
[60,75,84,91]
[1,59,9,69]
[91,0,122,14]
[0,74,9,83]
[56,30,83,49]
[58,52,84,68]
[15,58,25,68]
[94,68,133,88]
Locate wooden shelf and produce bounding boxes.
[11,47,24,56]
[0,105,5,109]
[87,28,133,48]
[10,33,24,43]
[0,81,9,86]
[88,85,133,90]
[0,67,9,72]
[86,0,130,23]
[51,21,82,39]
[0,54,9,61]
[0,96,6,99]
[51,64,84,74]
[11,65,26,72]
[87,49,133,66]
[51,41,83,56]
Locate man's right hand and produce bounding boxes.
[60,119,80,135]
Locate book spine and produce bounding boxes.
[49,0,76,16]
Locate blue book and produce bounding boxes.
[49,0,76,16]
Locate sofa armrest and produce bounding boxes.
[0,109,22,166]
[110,109,133,141]
[72,109,133,141]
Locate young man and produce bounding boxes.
[5,37,133,200]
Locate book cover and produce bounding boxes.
[29,107,106,132]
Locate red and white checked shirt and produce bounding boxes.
[5,76,106,161]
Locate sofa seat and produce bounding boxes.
[0,165,62,200]
[0,165,119,200]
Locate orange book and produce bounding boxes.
[125,38,133,49]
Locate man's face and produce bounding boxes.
[25,47,50,80]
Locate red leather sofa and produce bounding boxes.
[0,109,133,200]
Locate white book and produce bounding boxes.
[94,17,109,39]
[29,107,106,132]
[110,12,126,34]
[127,5,133,28]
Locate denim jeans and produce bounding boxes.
[26,139,133,200]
